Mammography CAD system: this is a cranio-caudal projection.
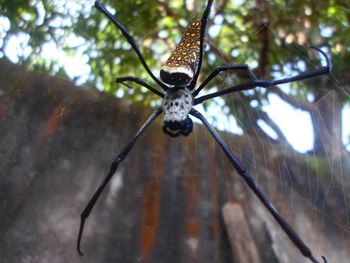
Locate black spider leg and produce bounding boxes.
[189,108,327,263]
[188,0,214,90]
[116,76,164,98]
[194,46,331,104]
[94,1,168,91]
[192,65,258,97]
[77,108,162,256]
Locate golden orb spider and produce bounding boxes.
[77,1,331,262]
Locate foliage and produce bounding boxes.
[0,0,349,144]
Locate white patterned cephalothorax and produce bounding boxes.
[162,88,194,137]
[162,88,193,122]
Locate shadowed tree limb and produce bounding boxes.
[255,109,290,145]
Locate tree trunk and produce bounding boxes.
[0,59,349,263]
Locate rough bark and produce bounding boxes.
[0,59,349,263]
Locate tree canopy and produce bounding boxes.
[0,0,349,154]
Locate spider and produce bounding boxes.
[77,1,331,262]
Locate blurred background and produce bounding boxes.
[0,0,349,262]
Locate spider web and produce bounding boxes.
[0,1,349,263]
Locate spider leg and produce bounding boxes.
[77,108,162,256]
[116,76,164,98]
[188,0,214,90]
[192,65,258,97]
[94,1,168,91]
[194,46,331,104]
[189,108,327,263]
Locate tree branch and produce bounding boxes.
[270,87,316,112]
[213,0,229,18]
[208,37,232,64]
[235,94,277,143]
[255,109,290,145]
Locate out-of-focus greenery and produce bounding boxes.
[0,0,349,116]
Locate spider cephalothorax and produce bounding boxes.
[162,88,194,137]
[78,1,331,262]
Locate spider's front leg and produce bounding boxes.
[77,108,162,256]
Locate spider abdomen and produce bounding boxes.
[160,20,202,87]
[162,88,193,137]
